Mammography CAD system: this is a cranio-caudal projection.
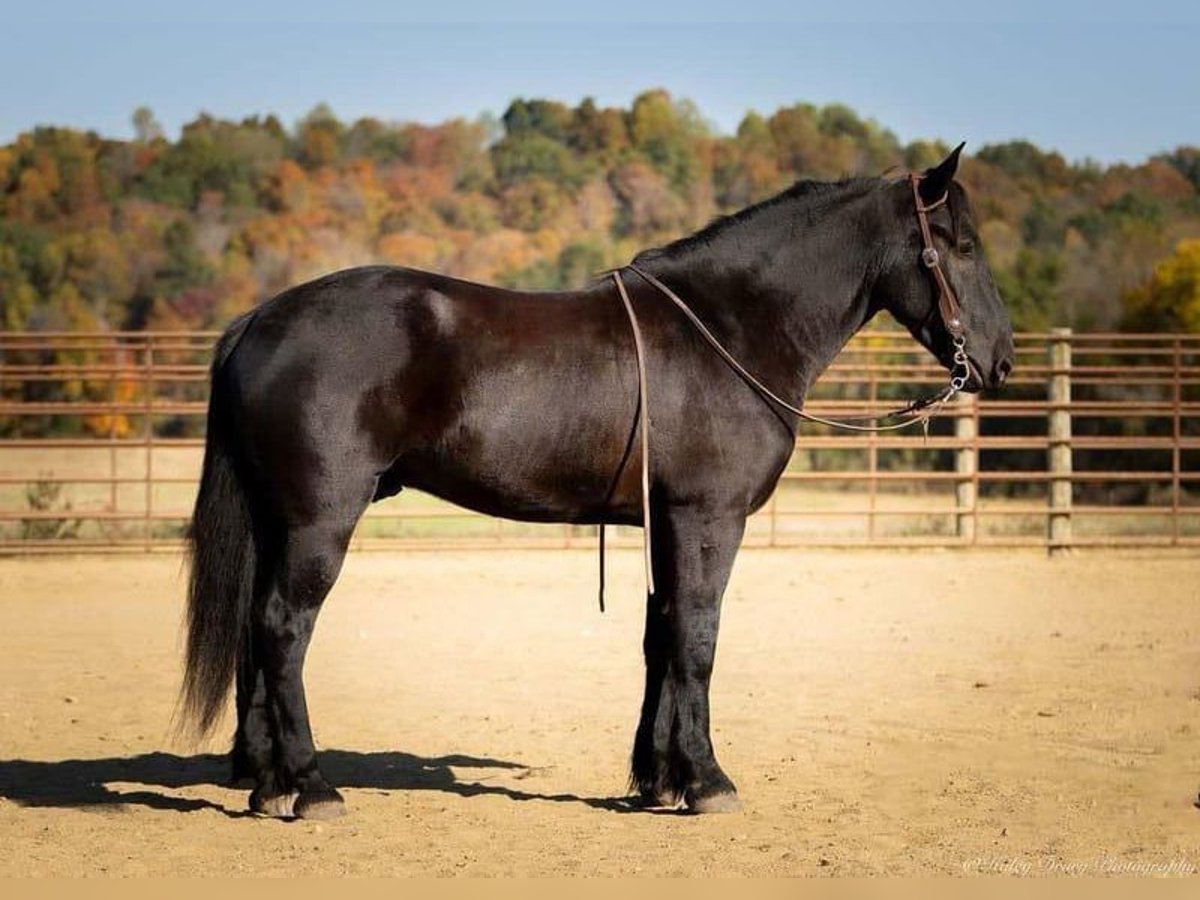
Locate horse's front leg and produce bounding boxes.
[631,507,745,813]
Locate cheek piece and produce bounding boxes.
[909,173,970,392]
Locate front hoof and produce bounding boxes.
[249,789,299,818]
[687,790,741,814]
[294,789,346,820]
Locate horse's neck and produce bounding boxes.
[635,205,878,403]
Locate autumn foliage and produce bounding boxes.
[1122,239,1200,332]
[1,91,1199,337]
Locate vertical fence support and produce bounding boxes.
[143,336,155,551]
[867,367,878,541]
[108,357,118,515]
[1048,328,1073,555]
[954,392,977,543]
[1172,338,1182,546]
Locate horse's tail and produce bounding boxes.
[180,311,259,738]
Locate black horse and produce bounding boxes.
[182,146,1014,819]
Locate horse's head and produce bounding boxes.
[874,144,1015,392]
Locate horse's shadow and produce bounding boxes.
[0,749,664,818]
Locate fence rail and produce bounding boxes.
[1,328,1198,554]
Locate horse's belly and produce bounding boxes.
[387,414,639,525]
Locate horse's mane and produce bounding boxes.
[634,176,882,263]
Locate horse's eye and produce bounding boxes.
[957,239,975,256]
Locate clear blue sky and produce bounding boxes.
[3,2,1197,164]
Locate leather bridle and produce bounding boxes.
[908,173,971,394]
[602,173,974,601]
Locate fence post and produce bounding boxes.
[1172,338,1182,546]
[954,392,977,543]
[769,491,778,547]
[108,351,118,515]
[1048,328,1073,555]
[143,336,155,551]
[867,367,878,541]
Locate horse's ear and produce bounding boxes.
[918,141,965,204]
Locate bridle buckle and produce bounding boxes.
[921,247,939,268]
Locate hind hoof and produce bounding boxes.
[628,789,682,810]
[249,789,298,818]
[687,790,741,814]
[294,789,346,820]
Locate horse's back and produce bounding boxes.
[213,265,643,521]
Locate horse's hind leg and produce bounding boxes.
[249,506,365,820]
[632,594,676,806]
[231,652,271,788]
[631,507,745,813]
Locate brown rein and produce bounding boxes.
[602,173,972,602]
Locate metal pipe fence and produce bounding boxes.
[1,328,1198,554]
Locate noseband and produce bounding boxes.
[602,174,974,601]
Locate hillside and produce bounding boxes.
[2,90,1198,333]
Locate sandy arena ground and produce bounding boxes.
[0,548,1198,876]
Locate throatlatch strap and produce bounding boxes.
[612,270,656,599]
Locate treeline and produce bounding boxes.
[1,89,1198,335]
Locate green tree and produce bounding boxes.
[502,98,573,141]
[491,133,580,189]
[567,98,629,158]
[976,140,1071,185]
[295,103,344,167]
[1160,147,1200,191]
[132,106,164,143]
[994,249,1062,331]
[138,114,284,208]
[628,90,709,190]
